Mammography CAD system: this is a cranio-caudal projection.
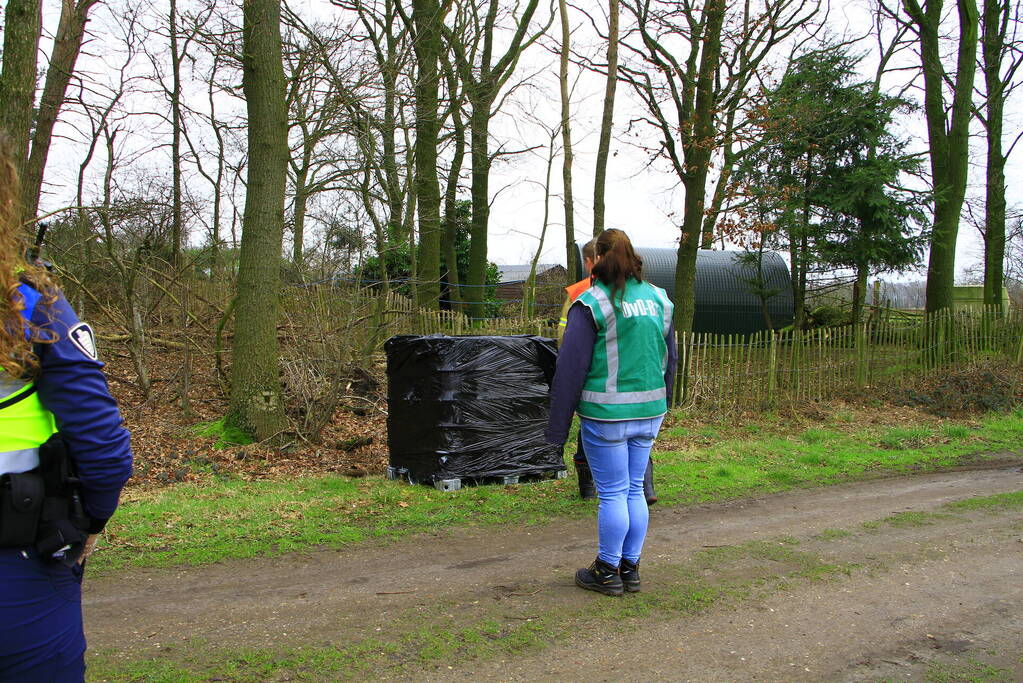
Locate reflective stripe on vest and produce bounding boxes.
[586,285,619,393]
[0,377,58,476]
[575,279,673,421]
[580,387,667,404]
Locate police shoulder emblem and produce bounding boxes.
[68,323,98,360]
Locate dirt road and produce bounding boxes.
[85,461,1023,681]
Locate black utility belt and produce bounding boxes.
[0,469,47,547]
[0,434,90,562]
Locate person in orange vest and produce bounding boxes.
[557,239,657,505]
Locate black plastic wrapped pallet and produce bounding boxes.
[385,334,565,483]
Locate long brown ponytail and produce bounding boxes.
[590,228,642,307]
[0,132,57,379]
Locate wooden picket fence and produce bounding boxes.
[283,286,1021,411]
[279,286,557,355]
[368,290,556,338]
[675,307,1023,410]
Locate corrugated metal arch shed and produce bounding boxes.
[575,244,794,335]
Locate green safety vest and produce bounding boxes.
[575,278,673,421]
[0,378,58,475]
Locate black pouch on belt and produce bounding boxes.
[0,471,45,547]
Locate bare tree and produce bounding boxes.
[619,0,818,332]
[22,0,103,224]
[619,0,726,333]
[558,0,577,281]
[978,0,1023,310]
[442,0,548,319]
[228,0,289,440]
[593,0,619,236]
[281,16,363,272]
[881,0,979,313]
[0,0,42,175]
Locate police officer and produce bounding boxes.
[0,134,133,681]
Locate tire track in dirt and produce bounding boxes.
[84,462,1023,679]
[441,499,1023,681]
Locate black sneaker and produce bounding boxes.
[575,558,623,597]
[619,558,641,593]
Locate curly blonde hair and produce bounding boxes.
[0,133,57,379]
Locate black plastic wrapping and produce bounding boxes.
[385,334,565,483]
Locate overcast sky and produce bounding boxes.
[30,0,1023,285]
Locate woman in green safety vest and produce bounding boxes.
[0,133,133,681]
[546,229,677,596]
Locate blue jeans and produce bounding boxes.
[580,415,664,567]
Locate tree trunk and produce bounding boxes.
[525,130,557,317]
[413,0,443,309]
[788,222,800,324]
[558,0,577,283]
[674,0,724,334]
[21,0,99,224]
[701,119,737,249]
[99,127,150,398]
[228,0,289,441]
[442,106,466,312]
[907,0,979,313]
[0,0,42,175]
[292,146,312,268]
[170,0,183,268]
[593,0,619,236]
[982,0,1006,312]
[382,2,405,242]
[793,173,812,330]
[851,261,868,329]
[169,0,192,418]
[466,87,494,320]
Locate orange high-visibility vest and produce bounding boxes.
[565,278,591,302]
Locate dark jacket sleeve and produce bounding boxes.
[31,292,133,531]
[665,320,677,405]
[545,302,596,445]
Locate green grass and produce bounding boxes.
[877,511,957,528]
[942,424,973,440]
[94,409,1023,573]
[800,428,838,445]
[924,658,1012,682]
[877,426,934,449]
[652,411,1021,508]
[815,528,853,541]
[944,490,1023,512]
[192,417,253,448]
[102,474,578,571]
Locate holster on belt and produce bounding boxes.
[0,434,89,564]
[0,470,45,546]
[36,433,89,563]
